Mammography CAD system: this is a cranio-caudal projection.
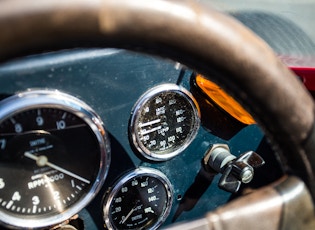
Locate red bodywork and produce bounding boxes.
[280,55,315,94]
[292,67,315,92]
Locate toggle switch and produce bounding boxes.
[204,144,265,193]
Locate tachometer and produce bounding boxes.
[129,84,200,161]
[0,90,110,229]
[103,167,173,230]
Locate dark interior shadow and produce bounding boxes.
[172,164,217,222]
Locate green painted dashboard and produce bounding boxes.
[0,48,282,229]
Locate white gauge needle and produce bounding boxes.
[139,119,161,128]
[140,126,162,135]
[24,151,90,184]
[121,207,136,224]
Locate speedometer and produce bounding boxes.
[129,84,200,161]
[103,167,173,230]
[0,90,110,229]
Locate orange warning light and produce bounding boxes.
[195,74,255,125]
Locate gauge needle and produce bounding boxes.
[24,151,90,184]
[139,119,161,127]
[121,207,136,225]
[140,126,162,135]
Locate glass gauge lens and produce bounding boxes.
[0,90,110,229]
[129,84,200,161]
[103,168,173,230]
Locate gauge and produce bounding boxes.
[129,84,200,161]
[103,167,173,230]
[0,90,110,229]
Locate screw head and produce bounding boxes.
[240,167,254,183]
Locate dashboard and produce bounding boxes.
[0,48,285,229]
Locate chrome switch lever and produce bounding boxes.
[203,144,265,193]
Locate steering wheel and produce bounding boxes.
[1,0,315,229]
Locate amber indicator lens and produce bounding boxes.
[195,74,255,125]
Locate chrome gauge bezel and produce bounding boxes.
[103,167,173,230]
[129,84,200,161]
[0,89,110,229]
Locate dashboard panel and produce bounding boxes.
[0,48,283,229]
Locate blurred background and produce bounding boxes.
[201,0,315,42]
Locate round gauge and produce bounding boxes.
[129,84,200,161]
[103,167,173,230]
[0,90,110,229]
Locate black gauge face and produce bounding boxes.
[0,90,110,229]
[130,84,200,161]
[103,168,172,230]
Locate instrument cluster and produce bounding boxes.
[0,82,201,229]
[0,49,271,229]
